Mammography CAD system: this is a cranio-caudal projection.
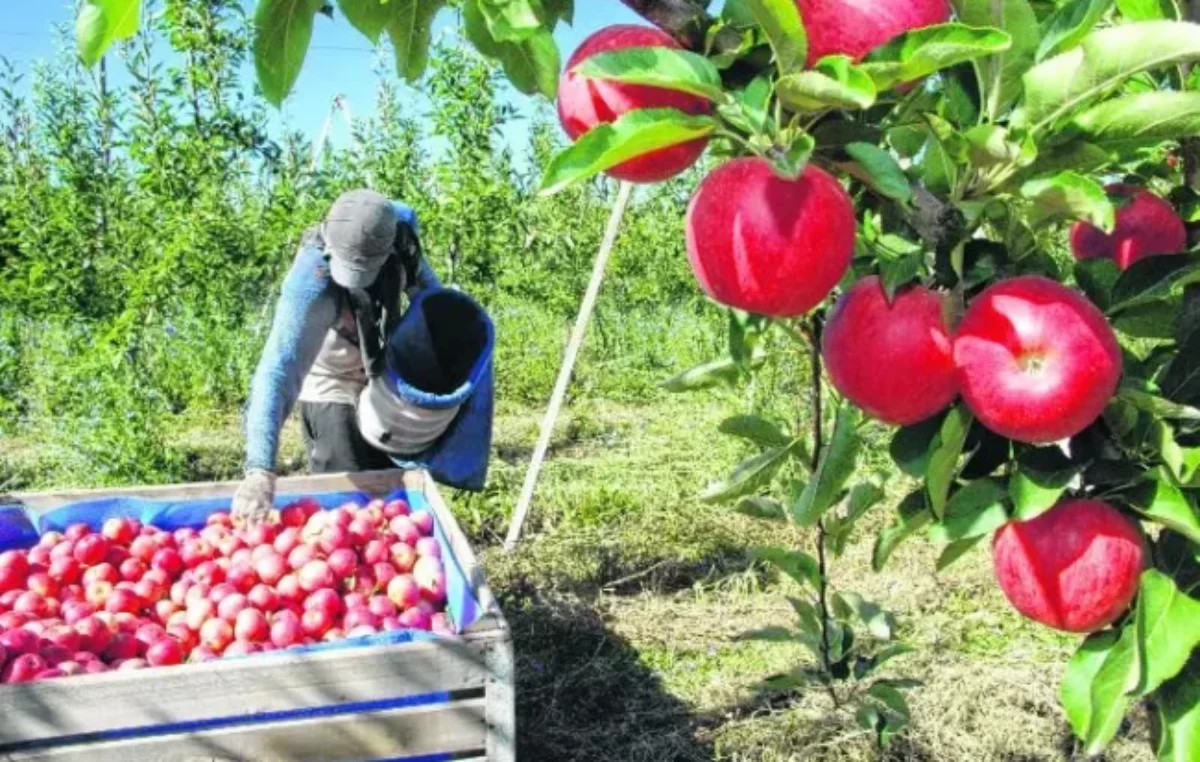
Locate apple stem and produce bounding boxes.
[808,314,839,708]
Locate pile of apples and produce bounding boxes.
[0,496,453,684]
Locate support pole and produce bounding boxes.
[503,181,634,552]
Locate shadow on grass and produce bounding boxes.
[500,585,714,762]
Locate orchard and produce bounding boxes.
[51,0,1200,759]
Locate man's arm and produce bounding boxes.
[243,244,340,473]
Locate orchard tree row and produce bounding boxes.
[74,0,1200,759]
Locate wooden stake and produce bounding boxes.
[503,181,635,552]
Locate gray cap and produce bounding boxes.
[322,189,397,288]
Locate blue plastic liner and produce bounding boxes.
[0,485,482,653]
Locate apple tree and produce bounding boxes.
[537,0,1200,758]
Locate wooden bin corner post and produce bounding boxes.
[504,181,635,553]
[1,468,515,762]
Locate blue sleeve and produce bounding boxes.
[244,245,340,473]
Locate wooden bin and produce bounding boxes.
[0,469,514,762]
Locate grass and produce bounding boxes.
[2,391,1157,761]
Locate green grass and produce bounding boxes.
[2,392,1157,761]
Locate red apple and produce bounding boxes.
[244,523,276,547]
[217,593,250,623]
[380,616,402,632]
[151,548,184,578]
[557,25,713,183]
[207,511,233,528]
[145,637,183,667]
[27,571,60,598]
[1070,185,1187,270]
[431,613,455,635]
[298,560,335,593]
[49,540,75,561]
[74,616,112,653]
[61,600,96,625]
[361,539,389,566]
[0,628,39,657]
[234,607,270,643]
[103,633,139,662]
[288,545,319,572]
[227,563,259,594]
[389,516,420,546]
[368,595,397,620]
[187,599,217,632]
[134,623,167,653]
[301,608,333,638]
[372,562,397,590]
[181,539,217,569]
[154,599,180,625]
[795,0,950,67]
[317,525,352,556]
[82,562,119,588]
[273,527,302,557]
[414,557,446,604]
[248,583,279,612]
[102,517,137,545]
[410,511,434,537]
[129,535,158,564]
[686,157,855,317]
[953,276,1122,444]
[387,575,420,610]
[64,523,91,542]
[223,641,259,658]
[303,588,343,618]
[327,548,358,580]
[190,646,220,663]
[200,618,234,652]
[993,499,1145,632]
[382,499,410,519]
[37,532,63,549]
[277,574,304,605]
[390,542,416,574]
[398,607,432,632]
[209,582,238,604]
[347,518,376,547]
[822,275,958,425]
[14,591,48,619]
[3,653,47,683]
[193,560,225,587]
[414,537,441,560]
[270,610,303,648]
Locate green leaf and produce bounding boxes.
[1072,92,1200,147]
[873,490,934,572]
[1135,569,1200,696]
[878,252,922,302]
[1116,0,1176,21]
[662,353,764,392]
[1062,628,1124,742]
[1162,331,1200,406]
[750,546,820,589]
[718,415,792,448]
[833,592,896,640]
[337,0,391,43]
[926,406,973,519]
[952,0,1040,114]
[386,0,446,83]
[889,413,945,477]
[1016,139,1113,182]
[76,0,142,66]
[964,124,1036,168]
[701,446,792,504]
[1009,467,1074,521]
[767,133,816,180]
[936,535,985,571]
[735,496,788,522]
[463,1,559,96]
[574,47,725,102]
[740,0,807,74]
[1153,656,1200,762]
[1037,0,1113,61]
[1119,387,1200,422]
[542,0,573,26]
[792,404,860,526]
[929,477,1010,542]
[788,596,821,635]
[1109,254,1200,315]
[1127,474,1200,546]
[1075,257,1122,311]
[539,109,716,195]
[1022,21,1200,132]
[777,55,876,112]
[861,23,1013,91]
[254,0,325,107]
[477,0,543,42]
[1085,622,1140,753]
[867,680,912,718]
[1021,171,1114,231]
[845,143,912,204]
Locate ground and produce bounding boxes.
[3,394,1158,761]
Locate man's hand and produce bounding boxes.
[232,469,277,526]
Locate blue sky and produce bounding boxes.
[1,2,724,163]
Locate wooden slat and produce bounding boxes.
[1,698,487,762]
[484,636,516,762]
[407,472,501,630]
[0,638,495,747]
[8,469,414,516]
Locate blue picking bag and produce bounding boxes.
[0,485,483,653]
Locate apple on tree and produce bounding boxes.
[557,25,714,183]
[1070,184,1187,271]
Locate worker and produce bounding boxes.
[231,189,494,524]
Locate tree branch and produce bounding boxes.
[617,0,749,58]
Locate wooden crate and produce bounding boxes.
[0,469,514,762]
